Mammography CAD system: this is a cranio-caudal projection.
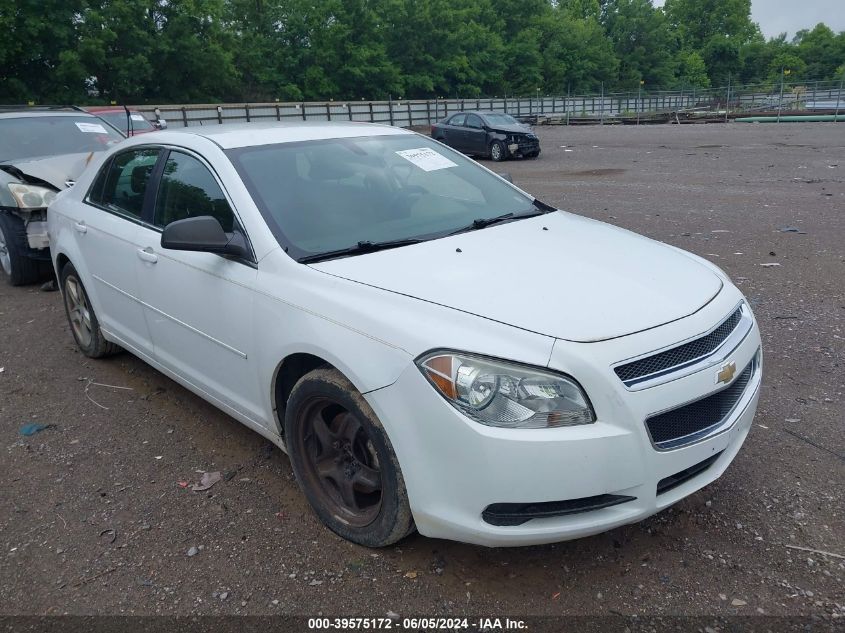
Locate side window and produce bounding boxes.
[466,115,483,129]
[92,148,160,219]
[153,152,235,232]
[449,113,466,127]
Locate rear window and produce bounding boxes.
[96,111,155,135]
[0,115,124,162]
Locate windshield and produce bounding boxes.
[0,115,124,162]
[96,111,155,134]
[227,134,535,261]
[483,113,520,126]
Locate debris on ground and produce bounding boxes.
[83,378,134,410]
[187,546,199,557]
[19,423,55,436]
[778,226,806,234]
[98,528,116,544]
[784,544,845,560]
[192,471,222,492]
[760,263,781,267]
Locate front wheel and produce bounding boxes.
[0,212,46,286]
[285,368,414,547]
[490,140,507,162]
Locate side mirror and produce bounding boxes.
[156,119,168,130]
[497,172,513,184]
[161,216,250,259]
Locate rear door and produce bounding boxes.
[442,114,467,151]
[133,148,262,421]
[76,147,160,356]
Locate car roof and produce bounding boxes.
[0,110,98,120]
[147,121,415,149]
[448,111,507,117]
[86,106,143,113]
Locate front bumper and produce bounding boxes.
[0,208,50,260]
[506,137,540,157]
[365,294,762,547]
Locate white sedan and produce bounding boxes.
[47,122,762,547]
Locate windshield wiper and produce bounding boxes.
[447,203,555,237]
[298,238,424,264]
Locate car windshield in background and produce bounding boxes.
[0,116,124,162]
[227,135,536,261]
[483,113,520,126]
[96,111,155,135]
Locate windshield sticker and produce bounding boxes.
[75,122,109,134]
[130,114,146,121]
[396,148,458,172]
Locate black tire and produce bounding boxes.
[285,367,414,547]
[0,212,44,286]
[527,150,540,159]
[490,140,507,162]
[60,262,121,358]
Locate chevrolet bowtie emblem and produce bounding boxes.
[716,361,737,385]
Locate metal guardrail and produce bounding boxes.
[136,88,845,129]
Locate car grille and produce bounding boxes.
[615,306,744,386]
[645,357,755,450]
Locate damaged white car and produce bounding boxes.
[0,109,123,285]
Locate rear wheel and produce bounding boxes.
[490,140,506,162]
[285,367,414,547]
[60,262,121,358]
[0,212,44,286]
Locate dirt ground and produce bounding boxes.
[1,123,843,623]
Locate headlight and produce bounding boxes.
[7,184,57,210]
[417,351,595,429]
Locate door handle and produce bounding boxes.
[73,221,87,234]
[137,247,158,264]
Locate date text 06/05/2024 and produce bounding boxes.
[307,617,528,630]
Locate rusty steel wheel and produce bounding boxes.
[285,368,414,547]
[296,398,383,527]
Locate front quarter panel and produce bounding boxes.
[252,249,557,433]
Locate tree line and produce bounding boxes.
[2,0,844,105]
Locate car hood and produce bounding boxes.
[309,212,723,342]
[489,124,534,135]
[0,152,96,190]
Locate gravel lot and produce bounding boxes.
[1,123,843,622]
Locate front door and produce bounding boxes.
[134,149,262,421]
[464,114,488,155]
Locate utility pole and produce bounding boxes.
[777,67,786,123]
[725,73,731,123]
[637,80,643,125]
[836,72,843,120]
[600,82,604,125]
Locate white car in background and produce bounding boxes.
[47,122,762,547]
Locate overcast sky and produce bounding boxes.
[652,0,845,39]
